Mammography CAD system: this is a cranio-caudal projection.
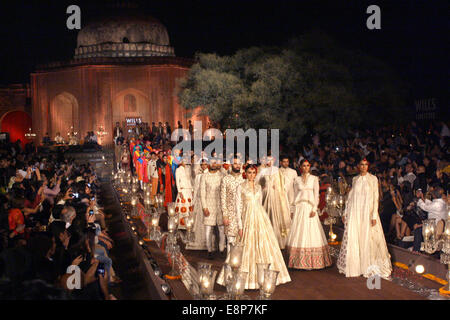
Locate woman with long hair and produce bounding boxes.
[337,158,392,279]
[217,164,291,289]
[286,159,332,270]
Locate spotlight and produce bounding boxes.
[415,265,425,274]
[161,283,171,295]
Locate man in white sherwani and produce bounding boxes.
[201,158,225,259]
[279,156,298,216]
[221,156,245,255]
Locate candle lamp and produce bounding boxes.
[148,208,162,242]
[184,213,195,242]
[144,196,152,210]
[324,179,347,244]
[260,269,279,300]
[222,263,235,299]
[166,244,181,278]
[257,263,271,299]
[231,271,248,300]
[130,195,139,217]
[420,217,450,295]
[229,243,244,271]
[167,202,176,218]
[199,269,218,300]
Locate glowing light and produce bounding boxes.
[415,265,425,274]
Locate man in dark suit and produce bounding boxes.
[151,122,158,135]
[113,122,123,144]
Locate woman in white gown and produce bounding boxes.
[217,164,291,289]
[286,159,332,269]
[337,158,392,279]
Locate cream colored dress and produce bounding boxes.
[217,181,291,289]
[262,170,292,249]
[185,168,208,250]
[286,174,332,269]
[337,173,392,279]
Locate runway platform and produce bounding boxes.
[101,178,447,300]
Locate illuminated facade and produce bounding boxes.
[31,13,206,145]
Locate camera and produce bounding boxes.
[72,193,79,198]
[91,196,95,201]
[89,209,94,216]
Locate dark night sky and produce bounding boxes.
[0,0,448,102]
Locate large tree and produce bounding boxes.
[177,31,407,147]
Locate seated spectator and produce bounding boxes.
[417,187,447,239]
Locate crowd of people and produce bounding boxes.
[0,118,448,298]
[290,121,449,251]
[0,140,119,299]
[117,119,449,289]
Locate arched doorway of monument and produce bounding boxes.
[0,110,32,148]
[50,92,79,142]
[113,88,151,141]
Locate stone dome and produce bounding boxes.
[74,13,175,59]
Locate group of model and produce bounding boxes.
[120,147,392,289]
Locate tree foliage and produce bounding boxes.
[177,31,407,147]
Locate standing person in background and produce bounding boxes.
[113,122,123,144]
[151,122,157,136]
[148,152,159,202]
[165,122,172,140]
[158,154,176,207]
[42,132,51,146]
[188,120,194,136]
[279,156,298,217]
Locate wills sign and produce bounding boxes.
[125,117,142,126]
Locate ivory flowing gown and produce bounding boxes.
[185,169,207,250]
[261,169,292,249]
[286,173,332,269]
[217,181,291,289]
[337,173,392,279]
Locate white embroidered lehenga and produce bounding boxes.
[261,169,292,249]
[217,181,291,289]
[286,173,332,269]
[337,173,392,279]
